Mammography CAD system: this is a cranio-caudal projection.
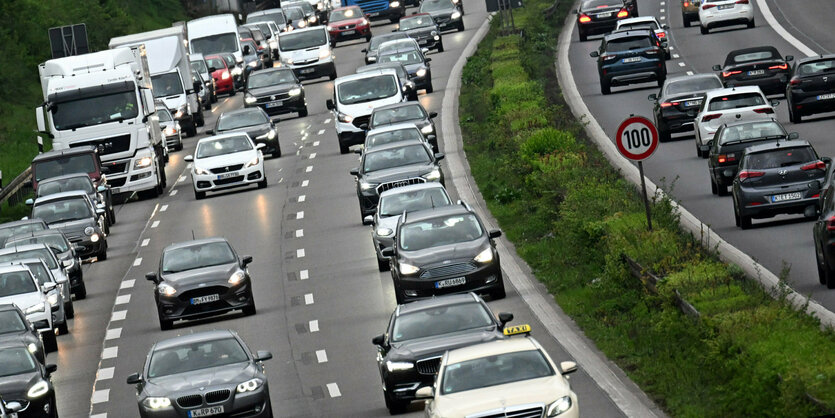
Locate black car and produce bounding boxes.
[712,47,793,96]
[648,73,724,141]
[418,0,464,32]
[4,230,85,299]
[813,184,835,288]
[363,32,409,64]
[590,29,667,95]
[372,293,513,413]
[382,204,505,303]
[786,54,835,123]
[350,140,445,223]
[0,220,48,248]
[708,120,796,196]
[284,0,320,25]
[127,330,273,417]
[244,67,308,119]
[732,140,827,229]
[210,108,281,158]
[0,305,45,364]
[397,14,444,52]
[146,238,256,330]
[368,102,438,148]
[33,172,115,227]
[357,63,418,101]
[378,47,433,94]
[0,342,58,418]
[283,6,309,30]
[575,0,632,42]
[30,191,108,260]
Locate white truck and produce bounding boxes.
[35,46,167,198]
[109,27,203,137]
[187,14,245,87]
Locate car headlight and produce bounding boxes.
[421,125,434,134]
[547,396,572,416]
[27,380,49,399]
[416,67,427,78]
[399,263,419,275]
[231,67,243,76]
[47,293,59,307]
[451,10,462,19]
[27,343,38,354]
[309,15,318,23]
[474,248,493,263]
[158,283,177,297]
[360,18,369,26]
[289,87,302,96]
[386,361,414,372]
[368,56,377,62]
[25,303,45,315]
[143,397,172,409]
[237,378,263,393]
[390,1,400,7]
[228,271,246,285]
[222,70,231,80]
[90,233,100,243]
[84,226,95,236]
[337,112,354,123]
[134,156,153,169]
[422,168,441,181]
[434,35,440,40]
[284,57,295,65]
[299,20,307,28]
[245,94,257,104]
[194,166,211,175]
[319,48,331,59]
[359,180,378,191]
[376,227,393,236]
[317,2,325,9]
[164,126,177,136]
[174,108,185,119]
[245,155,260,168]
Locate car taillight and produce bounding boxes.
[683,1,690,6]
[790,78,802,85]
[801,160,826,171]
[579,14,591,23]
[656,31,666,38]
[827,215,835,231]
[738,170,764,180]
[717,154,736,164]
[736,0,749,3]
[617,9,629,18]
[753,107,775,114]
[722,70,742,77]
[768,63,788,70]
[702,4,715,9]
[660,102,679,108]
[701,114,721,122]
[646,48,660,55]
[600,54,616,61]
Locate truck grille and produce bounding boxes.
[210,164,244,174]
[416,356,441,375]
[102,161,129,175]
[70,134,131,156]
[376,177,425,194]
[468,405,545,418]
[108,177,127,188]
[419,262,476,279]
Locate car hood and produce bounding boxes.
[159,95,187,111]
[400,238,486,266]
[404,28,436,38]
[377,214,401,230]
[48,218,97,236]
[388,328,501,361]
[283,45,328,62]
[145,362,256,395]
[0,371,41,398]
[160,263,239,288]
[0,330,37,346]
[195,149,259,169]
[402,62,425,74]
[0,293,45,311]
[432,375,571,416]
[363,163,435,183]
[248,83,299,97]
[219,123,272,141]
[331,17,366,26]
[339,94,402,117]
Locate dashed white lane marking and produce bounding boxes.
[317,129,325,135]
[298,195,306,202]
[687,71,694,76]
[305,166,313,173]
[279,178,284,183]
[212,107,220,113]
[133,258,142,267]
[97,367,114,381]
[660,8,664,12]
[297,211,305,219]
[120,280,135,289]
[660,15,666,20]
[326,383,342,398]
[309,319,319,332]
[304,293,314,305]
[672,54,680,59]
[91,389,110,404]
[313,141,320,147]
[300,269,309,280]
[316,349,328,363]
[309,153,317,159]
[160,204,169,212]
[101,346,118,359]
[105,328,122,340]
[178,176,187,183]
[115,294,131,305]
[660,1,665,5]
[669,46,675,51]
[90,414,107,418]
[678,62,686,67]
[111,311,127,321]
[141,239,150,247]
[297,248,306,258]
[296,229,304,238]
[299,129,305,134]
[152,220,160,228]
[301,180,309,187]
[169,189,178,197]
[324,118,332,123]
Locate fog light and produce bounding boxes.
[404,290,418,297]
[485,275,497,283]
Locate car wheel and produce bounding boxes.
[377,256,390,272]
[789,107,802,123]
[212,92,218,103]
[490,285,506,300]
[258,176,268,189]
[384,389,409,414]
[740,212,752,229]
[457,22,465,32]
[658,127,671,142]
[827,265,835,289]
[657,72,666,86]
[43,330,58,353]
[600,78,611,95]
[229,89,236,96]
[273,148,282,158]
[438,41,445,53]
[330,71,338,81]
[159,315,173,331]
[817,249,827,285]
[97,246,107,261]
[710,178,718,195]
[243,303,257,316]
[66,300,74,319]
[426,82,434,94]
[48,395,58,418]
[57,320,68,335]
[683,15,690,27]
[747,18,755,28]
[367,33,373,41]
[700,25,709,35]
[717,183,729,196]
[75,281,87,300]
[204,101,211,111]
[695,141,703,158]
[393,282,405,305]
[579,28,587,42]
[299,107,309,117]
[195,189,206,200]
[330,40,337,48]
[339,140,350,154]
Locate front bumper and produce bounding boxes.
[10,392,54,418]
[247,93,307,116]
[137,384,270,418]
[156,283,253,321]
[68,234,106,259]
[413,35,441,50]
[164,133,182,150]
[434,16,462,31]
[382,371,435,402]
[395,261,503,301]
[329,26,371,42]
[192,164,265,193]
[288,61,336,81]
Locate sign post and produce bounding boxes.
[615,115,659,231]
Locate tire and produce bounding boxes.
[384,390,409,415]
[683,15,690,27]
[273,148,282,158]
[66,300,74,319]
[339,139,350,154]
[48,396,58,418]
[102,218,110,236]
[186,122,198,137]
[196,112,205,127]
[75,281,87,300]
[696,142,703,158]
[57,320,68,335]
[43,331,58,353]
[579,29,588,42]
[426,82,434,94]
[734,200,741,227]
[211,92,218,103]
[438,41,445,53]
[657,72,666,87]
[367,33,373,41]
[600,78,611,95]
[97,247,107,261]
[393,282,405,305]
[330,71,338,81]
[299,107,309,117]
[204,101,211,111]
[717,183,729,196]
[490,285,506,300]
[827,265,835,290]
[258,176,268,189]
[789,107,802,123]
[229,89,236,97]
[243,303,257,316]
[457,22,465,32]
[740,213,752,229]
[195,189,206,200]
[159,315,173,331]
[658,127,671,142]
[710,178,718,195]
[817,250,827,285]
[377,256,389,272]
[700,25,709,35]
[747,18,755,28]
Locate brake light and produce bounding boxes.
[717,154,736,164]
[801,160,826,171]
[579,14,591,23]
[600,54,616,61]
[790,78,801,86]
[722,70,742,77]
[702,4,715,9]
[617,9,629,18]
[660,102,679,108]
[738,170,764,180]
[827,215,835,231]
[701,114,721,122]
[769,63,788,70]
[753,107,775,114]
[656,31,666,38]
[736,0,749,3]
[683,1,690,6]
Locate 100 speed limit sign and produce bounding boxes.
[615,116,659,161]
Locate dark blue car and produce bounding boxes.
[590,29,667,95]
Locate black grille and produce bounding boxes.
[420,262,477,279]
[177,394,203,408]
[102,161,129,175]
[108,177,127,187]
[214,175,245,186]
[70,134,131,156]
[205,389,231,404]
[352,115,371,129]
[475,406,545,418]
[256,92,291,103]
[376,177,426,194]
[210,164,244,174]
[416,357,441,375]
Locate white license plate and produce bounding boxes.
[817,93,835,100]
[266,100,283,108]
[598,12,612,17]
[216,172,238,180]
[300,68,315,74]
[622,57,641,63]
[369,12,380,16]
[772,192,802,202]
[343,30,356,35]
[747,69,765,76]
[435,277,466,289]
[718,4,734,9]
[684,100,702,107]
[191,294,220,305]
[189,406,224,417]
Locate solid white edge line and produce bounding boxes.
[759,0,817,57]
[326,383,341,397]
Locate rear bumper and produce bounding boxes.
[725,75,788,96]
[604,65,664,86]
[710,164,738,187]
[790,93,835,115]
[290,61,336,80]
[578,20,618,35]
[737,190,820,219]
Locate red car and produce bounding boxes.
[205,55,235,96]
[327,6,371,47]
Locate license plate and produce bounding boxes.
[191,294,220,305]
[684,100,702,107]
[817,93,835,100]
[300,68,315,74]
[772,192,802,202]
[747,69,765,76]
[216,172,238,180]
[189,406,224,417]
[598,12,612,17]
[435,277,466,289]
[266,100,283,108]
[369,12,380,16]
[718,4,733,9]
[623,57,641,63]
[343,30,356,35]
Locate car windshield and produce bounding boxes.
[392,303,494,342]
[0,224,47,245]
[5,235,69,253]
[366,128,423,149]
[51,91,139,130]
[33,155,96,182]
[37,177,94,197]
[665,77,722,95]
[247,70,296,88]
[400,214,483,251]
[191,60,209,75]
[0,311,27,334]
[284,7,305,22]
[206,57,226,72]
[719,122,785,144]
[220,54,237,68]
[605,36,653,52]
[707,93,766,111]
[0,347,37,378]
[369,34,407,50]
[380,41,417,55]
[363,144,431,173]
[157,109,173,122]
[218,112,268,131]
[32,198,92,224]
[242,41,258,59]
[22,263,52,286]
[337,75,398,105]
[0,271,37,297]
[420,0,454,12]
[380,188,450,216]
[358,64,409,81]
[191,33,239,55]
[729,49,777,65]
[279,29,326,51]
[287,1,314,13]
[379,51,422,65]
[249,12,287,26]
[798,59,835,76]
[744,147,817,170]
[441,350,554,395]
[196,136,254,158]
[147,337,249,378]
[331,7,361,21]
[400,16,434,30]
[583,0,621,8]
[371,105,427,127]
[162,241,237,273]
[0,249,58,270]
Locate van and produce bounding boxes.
[277,27,337,81]
[187,14,244,78]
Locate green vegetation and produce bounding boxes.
[459,2,835,416]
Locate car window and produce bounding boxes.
[331,7,362,21]
[707,93,765,111]
[152,73,184,98]
[380,188,451,216]
[0,271,37,297]
[33,155,97,182]
[206,57,226,71]
[191,60,209,74]
[664,76,722,95]
[157,109,173,122]
[0,347,37,378]
[0,249,59,270]
[392,303,494,342]
[247,70,297,88]
[718,121,785,144]
[400,16,435,31]
[730,50,776,64]
[338,75,399,105]
[369,33,407,50]
[379,51,422,65]
[0,224,47,244]
[797,59,835,76]
[279,28,327,51]
[196,135,254,158]
[420,0,454,12]
[162,241,237,273]
[605,36,653,52]
[5,235,69,253]
[363,144,432,173]
[218,112,269,131]
[22,262,52,286]
[440,350,554,395]
[191,33,238,56]
[380,40,418,55]
[372,105,428,127]
[33,198,93,224]
[0,310,27,334]
[744,147,817,170]
[37,177,94,197]
[148,337,249,378]
[367,128,423,149]
[399,214,484,251]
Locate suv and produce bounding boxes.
[590,29,667,95]
[786,54,835,123]
[694,86,778,158]
[277,27,337,81]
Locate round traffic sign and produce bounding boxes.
[615,116,659,161]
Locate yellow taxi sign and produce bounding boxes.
[503,324,532,336]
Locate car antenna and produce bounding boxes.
[430,194,436,209]
[191,230,196,240]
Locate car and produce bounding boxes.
[277,26,337,81]
[363,123,434,154]
[155,104,183,152]
[732,140,827,229]
[0,265,56,354]
[396,14,444,53]
[367,102,439,146]
[614,16,670,58]
[2,259,69,336]
[127,330,273,417]
[350,140,445,222]
[694,86,778,158]
[327,69,408,154]
[357,62,418,101]
[698,0,754,34]
[0,244,74,325]
[575,0,633,42]
[372,293,514,413]
[366,183,453,271]
[378,47,434,94]
[681,0,702,27]
[648,73,723,142]
[244,22,280,61]
[382,204,505,303]
[0,396,23,418]
[218,52,245,91]
[377,37,423,58]
[241,41,264,83]
[284,0,320,26]
[813,184,835,288]
[417,334,579,418]
[327,6,371,46]
[190,53,218,104]
[205,54,236,96]
[32,172,115,227]
[712,47,793,96]
[240,26,273,67]
[786,54,835,123]
[589,29,667,95]
[0,220,48,248]
[29,191,108,260]
[184,133,267,200]
[0,304,46,364]
[418,0,464,32]
[247,8,290,34]
[30,145,106,191]
[363,32,409,64]
[3,230,85,299]
[283,5,311,30]
[145,238,256,330]
[244,67,308,118]
[707,120,796,196]
[193,70,212,112]
[0,341,58,418]
[209,109,281,158]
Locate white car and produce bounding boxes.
[184,133,267,199]
[0,264,56,352]
[698,0,754,34]
[277,26,336,81]
[363,123,432,152]
[418,331,580,418]
[694,86,777,158]
[614,16,670,58]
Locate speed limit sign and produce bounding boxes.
[615,116,659,161]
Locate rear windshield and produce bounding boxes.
[665,77,722,96]
[582,0,623,9]
[707,93,765,111]
[37,177,93,197]
[619,22,658,31]
[34,155,96,182]
[728,48,778,65]
[392,303,493,342]
[605,36,653,52]
[718,121,785,144]
[0,249,58,270]
[371,104,427,127]
[797,59,835,76]
[744,147,817,170]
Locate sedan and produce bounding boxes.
[681,0,701,27]
[648,73,723,142]
[396,14,444,52]
[378,47,433,93]
[699,0,754,34]
[590,29,667,95]
[0,342,58,418]
[5,259,70,336]
[418,0,464,33]
[712,46,793,96]
[0,304,45,364]
[575,0,632,42]
[372,293,513,413]
[4,230,86,299]
[327,6,371,46]
[127,330,273,417]
[363,32,408,64]
[212,108,281,158]
[0,266,55,354]
[184,133,267,200]
[145,238,256,330]
[368,101,438,146]
[244,68,308,119]
[786,54,835,123]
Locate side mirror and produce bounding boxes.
[381,247,394,257]
[353,148,363,155]
[785,55,794,62]
[415,386,434,399]
[45,364,58,377]
[326,99,334,110]
[255,143,267,150]
[560,361,578,375]
[42,282,56,293]
[184,155,194,162]
[62,259,73,268]
[96,207,106,215]
[647,93,657,101]
[372,334,385,346]
[349,168,359,176]
[209,67,217,73]
[434,152,445,160]
[662,25,669,29]
[821,156,831,165]
[788,132,800,140]
[429,111,438,119]
[423,49,430,56]
[488,229,502,239]
[193,80,202,92]
[363,215,374,225]
[97,185,107,192]
[206,129,215,135]
[359,123,369,130]
[242,255,253,266]
[126,372,143,384]
[25,198,34,206]
[255,350,273,362]
[361,48,367,53]
[145,272,158,283]
[589,51,599,58]
[498,312,513,327]
[425,57,432,63]
[770,99,780,107]
[712,64,722,72]
[35,106,46,133]
[4,401,22,413]
[427,135,436,141]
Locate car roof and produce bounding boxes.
[332,5,361,11]
[743,139,812,154]
[34,190,90,204]
[402,204,472,224]
[721,118,782,129]
[704,85,764,98]
[0,264,33,275]
[4,229,68,241]
[279,26,324,36]
[367,123,423,136]
[195,131,253,145]
[446,337,540,364]
[371,33,409,43]
[365,138,427,154]
[396,293,482,316]
[604,28,654,41]
[152,329,239,351]
[0,258,47,269]
[379,182,447,199]
[220,107,266,118]
[0,243,51,255]
[0,219,47,230]
[373,101,427,112]
[358,63,407,73]
[617,16,658,25]
[163,237,231,252]
[32,146,98,162]
[796,54,835,65]
[334,68,398,85]
[37,173,92,184]
[0,304,23,314]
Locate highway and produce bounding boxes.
[566,0,835,315]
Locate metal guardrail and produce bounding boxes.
[0,167,33,211]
